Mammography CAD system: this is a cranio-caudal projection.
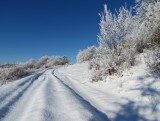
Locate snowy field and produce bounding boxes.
[0,69,110,121]
[55,57,160,121]
[0,55,159,121]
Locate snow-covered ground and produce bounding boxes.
[0,55,159,121]
[0,69,110,121]
[55,57,160,121]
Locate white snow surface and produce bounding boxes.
[0,69,109,121]
[55,61,160,121]
[0,57,159,121]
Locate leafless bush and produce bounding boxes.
[6,67,28,81]
[77,46,96,63]
[23,59,37,69]
[0,55,70,86]
[146,49,160,73]
[87,0,160,82]
[0,64,17,68]
[89,43,136,81]
[47,56,69,67]
[36,56,49,69]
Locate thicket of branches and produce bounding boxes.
[0,55,70,86]
[77,46,96,63]
[77,0,160,81]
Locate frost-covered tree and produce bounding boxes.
[77,46,96,63]
[80,0,160,82]
[136,0,159,20]
[0,55,70,86]
[36,56,49,69]
[146,48,160,73]
[88,2,145,82]
[136,0,160,72]
[47,56,70,67]
[39,56,49,65]
[135,0,160,51]
[23,59,37,69]
[98,5,134,53]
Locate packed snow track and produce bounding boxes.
[0,69,110,121]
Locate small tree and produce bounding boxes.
[47,56,69,67]
[88,4,140,82]
[24,59,37,69]
[98,4,134,53]
[135,0,160,51]
[77,46,96,63]
[36,56,49,68]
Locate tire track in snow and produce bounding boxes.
[49,72,110,121]
[0,72,44,104]
[0,72,44,121]
[14,74,48,121]
[42,74,94,121]
[0,69,110,121]
[0,76,33,103]
[13,71,54,121]
[42,76,55,121]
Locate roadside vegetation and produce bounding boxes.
[77,0,160,81]
[0,56,70,86]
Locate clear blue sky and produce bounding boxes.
[0,0,135,63]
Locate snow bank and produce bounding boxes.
[55,57,160,121]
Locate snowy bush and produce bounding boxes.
[151,50,160,73]
[98,5,134,50]
[88,4,137,81]
[23,59,37,69]
[89,46,136,82]
[135,0,160,73]
[146,49,160,73]
[0,66,29,85]
[0,69,9,85]
[77,46,96,63]
[0,55,70,86]
[150,25,160,48]
[6,67,28,81]
[90,69,103,82]
[0,64,17,68]
[36,56,49,69]
[47,56,69,67]
[86,0,160,81]
[135,0,160,52]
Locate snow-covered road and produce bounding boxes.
[0,69,110,121]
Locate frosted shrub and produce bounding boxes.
[0,69,8,85]
[151,25,160,48]
[89,49,113,81]
[0,55,70,86]
[6,67,28,81]
[89,49,118,79]
[23,59,37,69]
[90,69,103,82]
[0,64,17,68]
[146,49,160,73]
[135,0,160,73]
[152,51,160,72]
[135,0,160,52]
[87,0,160,82]
[89,37,137,81]
[56,56,70,65]
[77,46,96,63]
[47,56,69,67]
[36,56,49,69]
